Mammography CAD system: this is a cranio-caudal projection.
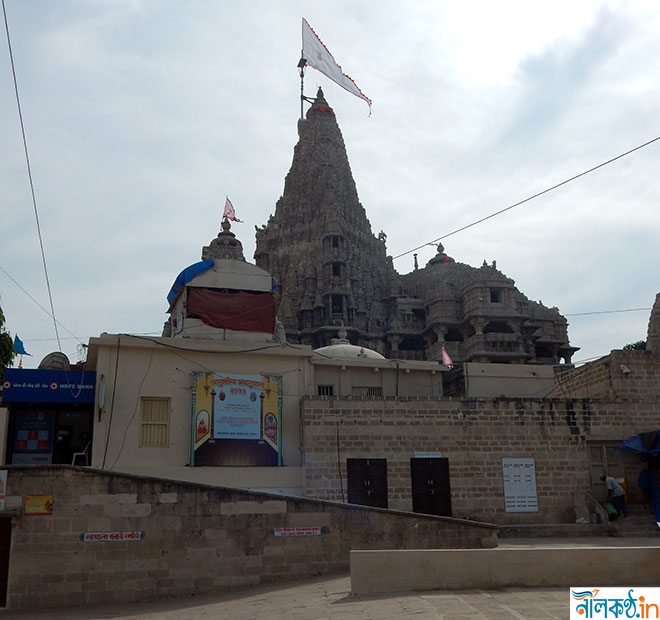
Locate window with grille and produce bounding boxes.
[317,384,334,396]
[351,386,383,397]
[140,398,170,447]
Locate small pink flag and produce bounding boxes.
[223,197,242,222]
[441,345,453,369]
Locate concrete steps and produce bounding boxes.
[498,504,660,539]
[610,504,660,537]
[499,523,613,539]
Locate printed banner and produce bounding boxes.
[191,373,282,467]
[262,376,280,452]
[212,374,263,440]
[25,494,53,516]
[11,410,54,465]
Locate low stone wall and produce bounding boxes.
[5,466,496,609]
[350,546,660,593]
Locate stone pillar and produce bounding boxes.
[388,335,402,351]
[471,318,487,335]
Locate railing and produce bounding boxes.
[574,491,609,525]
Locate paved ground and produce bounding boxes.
[1,537,658,620]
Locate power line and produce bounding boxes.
[3,0,61,351]
[392,134,660,261]
[565,307,651,317]
[0,265,83,345]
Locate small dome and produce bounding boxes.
[314,343,385,360]
[38,351,71,370]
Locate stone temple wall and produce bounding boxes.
[301,391,657,524]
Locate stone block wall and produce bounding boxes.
[555,350,660,400]
[5,466,496,609]
[301,395,658,524]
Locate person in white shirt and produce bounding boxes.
[601,474,628,517]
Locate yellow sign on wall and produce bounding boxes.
[25,494,53,516]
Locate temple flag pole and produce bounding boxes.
[298,56,307,120]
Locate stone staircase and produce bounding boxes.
[498,504,660,539]
[609,503,660,537]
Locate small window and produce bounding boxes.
[332,262,341,277]
[332,295,343,314]
[331,236,339,248]
[352,386,383,397]
[140,398,170,447]
[490,289,501,303]
[318,385,334,396]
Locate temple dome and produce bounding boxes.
[314,328,384,360]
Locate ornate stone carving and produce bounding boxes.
[254,90,576,364]
[202,218,245,261]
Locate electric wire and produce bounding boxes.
[0,265,84,345]
[564,307,651,317]
[392,135,660,261]
[108,342,155,470]
[2,0,61,351]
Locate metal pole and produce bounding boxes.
[298,56,306,120]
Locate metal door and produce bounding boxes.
[410,457,452,516]
[347,458,388,508]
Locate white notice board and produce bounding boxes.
[502,457,538,513]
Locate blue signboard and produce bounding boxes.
[2,369,96,404]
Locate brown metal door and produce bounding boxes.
[410,457,452,516]
[347,458,388,508]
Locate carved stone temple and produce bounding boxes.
[254,88,577,365]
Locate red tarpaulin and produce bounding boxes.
[187,288,275,333]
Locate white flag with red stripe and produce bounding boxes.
[302,18,372,113]
[223,197,242,222]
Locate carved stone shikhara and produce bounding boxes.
[254,88,576,364]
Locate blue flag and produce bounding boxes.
[13,334,31,356]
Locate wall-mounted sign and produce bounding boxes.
[273,527,322,537]
[502,457,539,513]
[11,410,54,465]
[191,373,283,467]
[80,531,145,542]
[414,451,443,458]
[25,494,53,516]
[2,369,96,404]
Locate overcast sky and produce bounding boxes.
[1,0,658,369]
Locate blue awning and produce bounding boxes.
[616,430,660,454]
[167,260,215,306]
